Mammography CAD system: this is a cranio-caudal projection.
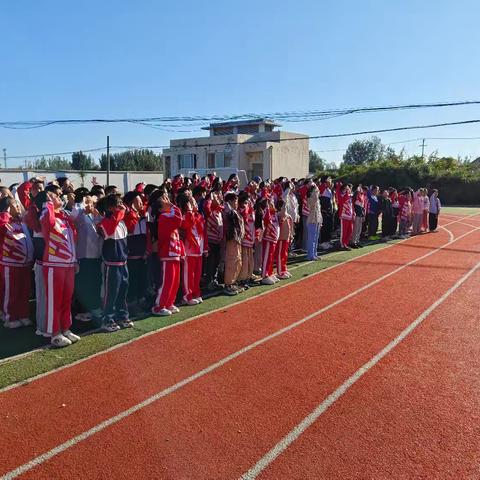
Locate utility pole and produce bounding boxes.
[2,148,6,169]
[420,139,426,159]
[106,136,110,186]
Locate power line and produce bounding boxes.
[6,119,480,161]
[2,100,480,130]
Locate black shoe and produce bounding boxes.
[223,285,238,296]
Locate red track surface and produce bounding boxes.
[1,216,479,479]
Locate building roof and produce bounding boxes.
[201,118,281,130]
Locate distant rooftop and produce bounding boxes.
[201,118,281,131]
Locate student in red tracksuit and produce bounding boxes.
[238,191,256,284]
[152,195,184,316]
[338,184,355,250]
[178,193,208,306]
[203,189,223,290]
[275,199,293,279]
[261,198,280,285]
[37,190,80,348]
[0,197,34,329]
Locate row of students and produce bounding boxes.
[0,174,441,348]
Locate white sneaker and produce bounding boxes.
[50,334,72,348]
[195,297,203,304]
[152,308,172,317]
[185,299,200,306]
[35,329,51,338]
[169,305,180,314]
[261,277,275,286]
[20,318,33,327]
[271,275,280,283]
[277,273,289,280]
[63,330,81,343]
[5,320,22,329]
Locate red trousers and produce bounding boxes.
[275,240,289,275]
[0,265,31,323]
[182,256,202,302]
[153,260,180,312]
[422,210,428,231]
[44,266,75,335]
[340,218,354,247]
[262,240,277,278]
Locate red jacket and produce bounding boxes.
[181,210,208,257]
[204,200,224,244]
[40,202,77,267]
[239,203,255,248]
[157,205,183,261]
[263,207,279,243]
[16,181,33,209]
[338,192,354,221]
[0,212,34,267]
[298,185,309,217]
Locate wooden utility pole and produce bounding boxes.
[106,136,110,185]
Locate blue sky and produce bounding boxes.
[2,0,480,167]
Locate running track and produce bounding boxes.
[0,214,479,479]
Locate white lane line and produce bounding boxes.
[0,215,475,387]
[240,258,480,480]
[458,221,480,229]
[4,215,465,393]
[1,225,479,480]
[440,225,454,242]
[0,214,474,379]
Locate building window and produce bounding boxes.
[238,125,259,134]
[206,152,233,169]
[207,153,216,169]
[213,127,234,136]
[177,154,197,170]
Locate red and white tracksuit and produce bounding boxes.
[40,202,77,336]
[0,213,34,324]
[238,202,255,281]
[153,206,183,312]
[262,207,279,278]
[275,212,293,276]
[338,192,355,247]
[204,201,224,245]
[181,210,208,302]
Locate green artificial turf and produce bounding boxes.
[1,206,478,390]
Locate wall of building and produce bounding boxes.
[163,130,309,180]
[270,132,309,180]
[0,170,163,193]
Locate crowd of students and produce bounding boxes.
[0,173,441,348]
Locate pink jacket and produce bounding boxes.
[412,192,424,215]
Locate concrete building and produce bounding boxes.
[162,118,309,181]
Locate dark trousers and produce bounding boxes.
[429,213,439,231]
[127,258,147,302]
[75,258,102,313]
[205,242,221,285]
[368,213,379,237]
[103,264,129,323]
[320,213,333,243]
[147,253,162,301]
[294,220,303,250]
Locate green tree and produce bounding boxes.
[71,151,98,170]
[99,149,162,171]
[27,156,72,170]
[343,136,394,166]
[309,150,325,173]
